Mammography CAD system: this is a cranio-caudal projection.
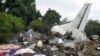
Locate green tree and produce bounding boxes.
[0,0,41,25]
[0,12,25,43]
[85,20,100,37]
[30,19,44,32]
[42,9,61,32]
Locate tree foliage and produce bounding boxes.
[42,9,61,31]
[30,19,44,32]
[0,12,25,43]
[0,12,25,34]
[0,0,41,25]
[85,20,100,37]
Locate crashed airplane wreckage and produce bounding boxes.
[51,3,92,47]
[27,2,100,56]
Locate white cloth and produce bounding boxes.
[14,48,35,55]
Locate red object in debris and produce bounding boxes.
[0,53,4,56]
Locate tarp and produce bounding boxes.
[9,49,19,55]
[0,44,21,50]
[0,44,21,54]
[14,48,35,55]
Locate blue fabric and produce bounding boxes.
[9,49,19,55]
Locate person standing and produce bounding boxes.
[27,28,33,42]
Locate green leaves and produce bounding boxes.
[0,12,25,43]
[30,19,44,32]
[0,0,37,25]
[0,12,12,34]
[43,9,61,30]
[0,12,25,34]
[85,20,100,37]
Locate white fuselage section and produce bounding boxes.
[51,3,92,43]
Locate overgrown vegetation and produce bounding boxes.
[85,20,100,37]
[0,12,25,43]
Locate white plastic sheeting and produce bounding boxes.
[14,48,35,55]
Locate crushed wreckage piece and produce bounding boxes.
[50,46,59,51]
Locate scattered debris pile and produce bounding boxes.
[26,32,100,56]
[0,30,100,56]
